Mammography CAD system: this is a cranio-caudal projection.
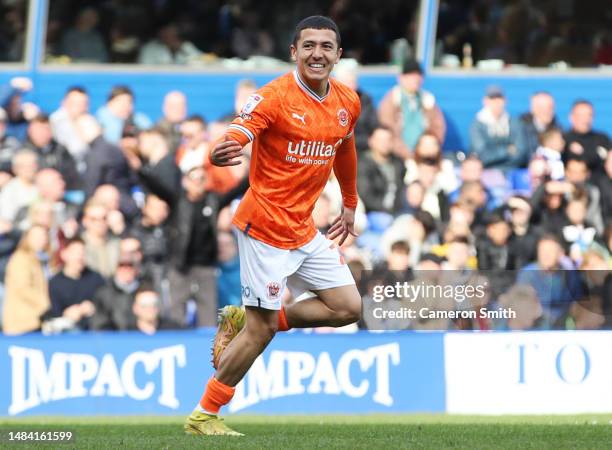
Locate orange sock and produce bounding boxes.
[199,377,235,414]
[278,306,291,331]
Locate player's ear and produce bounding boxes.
[290,45,297,62]
[335,47,343,63]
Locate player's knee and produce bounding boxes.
[346,300,362,323]
[245,319,277,347]
[331,297,361,326]
[340,300,361,324]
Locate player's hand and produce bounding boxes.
[327,206,358,246]
[211,139,243,166]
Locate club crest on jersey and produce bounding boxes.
[266,282,281,300]
[241,94,263,114]
[337,108,349,127]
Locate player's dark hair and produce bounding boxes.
[292,15,341,48]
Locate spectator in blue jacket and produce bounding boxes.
[469,85,528,172]
[96,86,152,144]
[517,234,583,328]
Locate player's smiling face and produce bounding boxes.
[291,28,342,91]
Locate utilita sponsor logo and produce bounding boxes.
[8,345,186,415]
[287,139,343,158]
[229,343,400,412]
[285,139,345,165]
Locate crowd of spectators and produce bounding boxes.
[4,0,611,69]
[0,0,27,62]
[41,0,419,65]
[0,74,251,335]
[352,59,611,331]
[436,0,612,68]
[0,51,610,336]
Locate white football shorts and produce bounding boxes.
[234,227,355,310]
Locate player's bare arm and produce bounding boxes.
[211,139,243,166]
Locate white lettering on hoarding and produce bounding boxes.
[445,333,612,414]
[229,343,400,412]
[8,345,186,416]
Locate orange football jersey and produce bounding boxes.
[225,70,361,249]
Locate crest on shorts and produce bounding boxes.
[267,281,281,300]
[337,108,349,127]
[241,94,263,114]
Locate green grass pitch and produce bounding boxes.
[1,414,611,449]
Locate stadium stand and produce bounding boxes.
[0,0,610,335]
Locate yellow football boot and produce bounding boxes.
[212,305,246,369]
[184,408,243,436]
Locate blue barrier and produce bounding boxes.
[0,330,445,416]
[3,330,612,416]
[1,71,611,153]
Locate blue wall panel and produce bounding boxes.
[0,330,445,416]
[1,70,610,152]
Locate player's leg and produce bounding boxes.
[185,307,278,436]
[185,230,288,436]
[284,284,361,328]
[280,233,362,329]
[215,306,278,385]
[212,228,291,368]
